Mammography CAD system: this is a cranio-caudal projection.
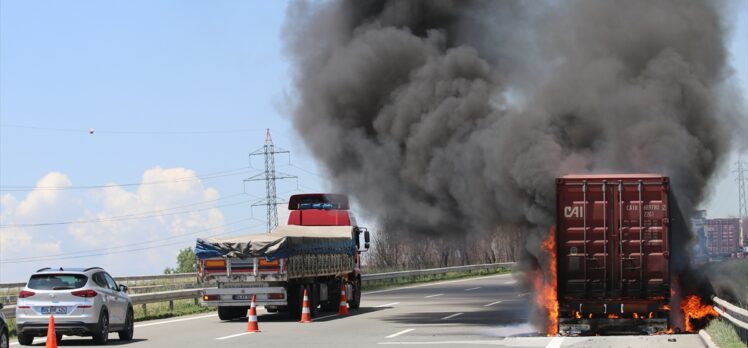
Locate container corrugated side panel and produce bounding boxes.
[557,175,670,301]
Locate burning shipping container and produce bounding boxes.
[555,174,671,335]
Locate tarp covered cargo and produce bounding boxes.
[195,225,356,260]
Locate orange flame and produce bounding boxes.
[681,295,718,332]
[534,226,559,336]
[607,313,620,319]
[574,311,581,319]
[633,313,639,319]
[648,312,654,319]
[660,304,671,311]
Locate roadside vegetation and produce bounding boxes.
[705,317,744,348]
[362,266,512,292]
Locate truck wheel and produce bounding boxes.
[321,280,341,312]
[309,284,319,317]
[218,306,240,321]
[349,278,361,309]
[287,285,302,320]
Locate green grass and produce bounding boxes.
[705,318,745,348]
[133,299,215,322]
[362,267,512,291]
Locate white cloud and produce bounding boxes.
[0,167,226,282]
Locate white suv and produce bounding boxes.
[15,267,133,345]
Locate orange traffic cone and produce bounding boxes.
[299,289,313,323]
[247,295,261,332]
[45,315,57,348]
[338,283,349,315]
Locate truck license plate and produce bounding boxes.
[233,295,252,300]
[41,306,67,315]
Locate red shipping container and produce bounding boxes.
[556,174,670,335]
[705,218,740,257]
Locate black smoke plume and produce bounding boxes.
[283,0,745,331]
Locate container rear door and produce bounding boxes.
[558,177,670,300]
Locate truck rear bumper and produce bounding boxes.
[559,318,668,336]
[200,286,287,307]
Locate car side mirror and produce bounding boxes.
[0,303,4,310]
[119,284,128,293]
[364,231,370,249]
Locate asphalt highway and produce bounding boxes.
[11,273,708,347]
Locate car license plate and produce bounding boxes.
[233,295,252,300]
[41,306,67,315]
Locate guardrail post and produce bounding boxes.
[169,300,174,312]
[142,303,147,316]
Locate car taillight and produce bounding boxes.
[71,289,97,297]
[268,293,284,300]
[18,290,35,298]
[203,295,219,301]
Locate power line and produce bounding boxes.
[0,217,258,262]
[0,167,255,192]
[0,123,264,135]
[245,129,296,233]
[0,194,254,229]
[0,220,267,263]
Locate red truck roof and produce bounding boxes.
[286,193,356,226]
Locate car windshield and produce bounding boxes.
[28,274,88,290]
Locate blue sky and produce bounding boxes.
[0,1,746,281]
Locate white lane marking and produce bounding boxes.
[484,300,503,307]
[385,328,415,339]
[517,292,530,297]
[135,313,217,328]
[424,294,444,298]
[216,332,257,340]
[545,337,564,348]
[440,312,463,320]
[315,313,340,320]
[364,273,511,295]
[378,340,506,345]
[503,280,517,284]
[10,313,219,346]
[465,287,481,291]
[375,302,400,308]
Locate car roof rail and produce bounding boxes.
[36,267,51,272]
[84,267,104,272]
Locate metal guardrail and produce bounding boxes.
[0,263,514,319]
[712,296,748,345]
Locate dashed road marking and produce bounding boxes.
[440,312,463,320]
[375,302,400,308]
[424,294,444,298]
[315,313,340,320]
[216,332,257,340]
[545,337,564,348]
[385,328,415,339]
[465,287,481,291]
[484,300,503,307]
[378,340,506,345]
